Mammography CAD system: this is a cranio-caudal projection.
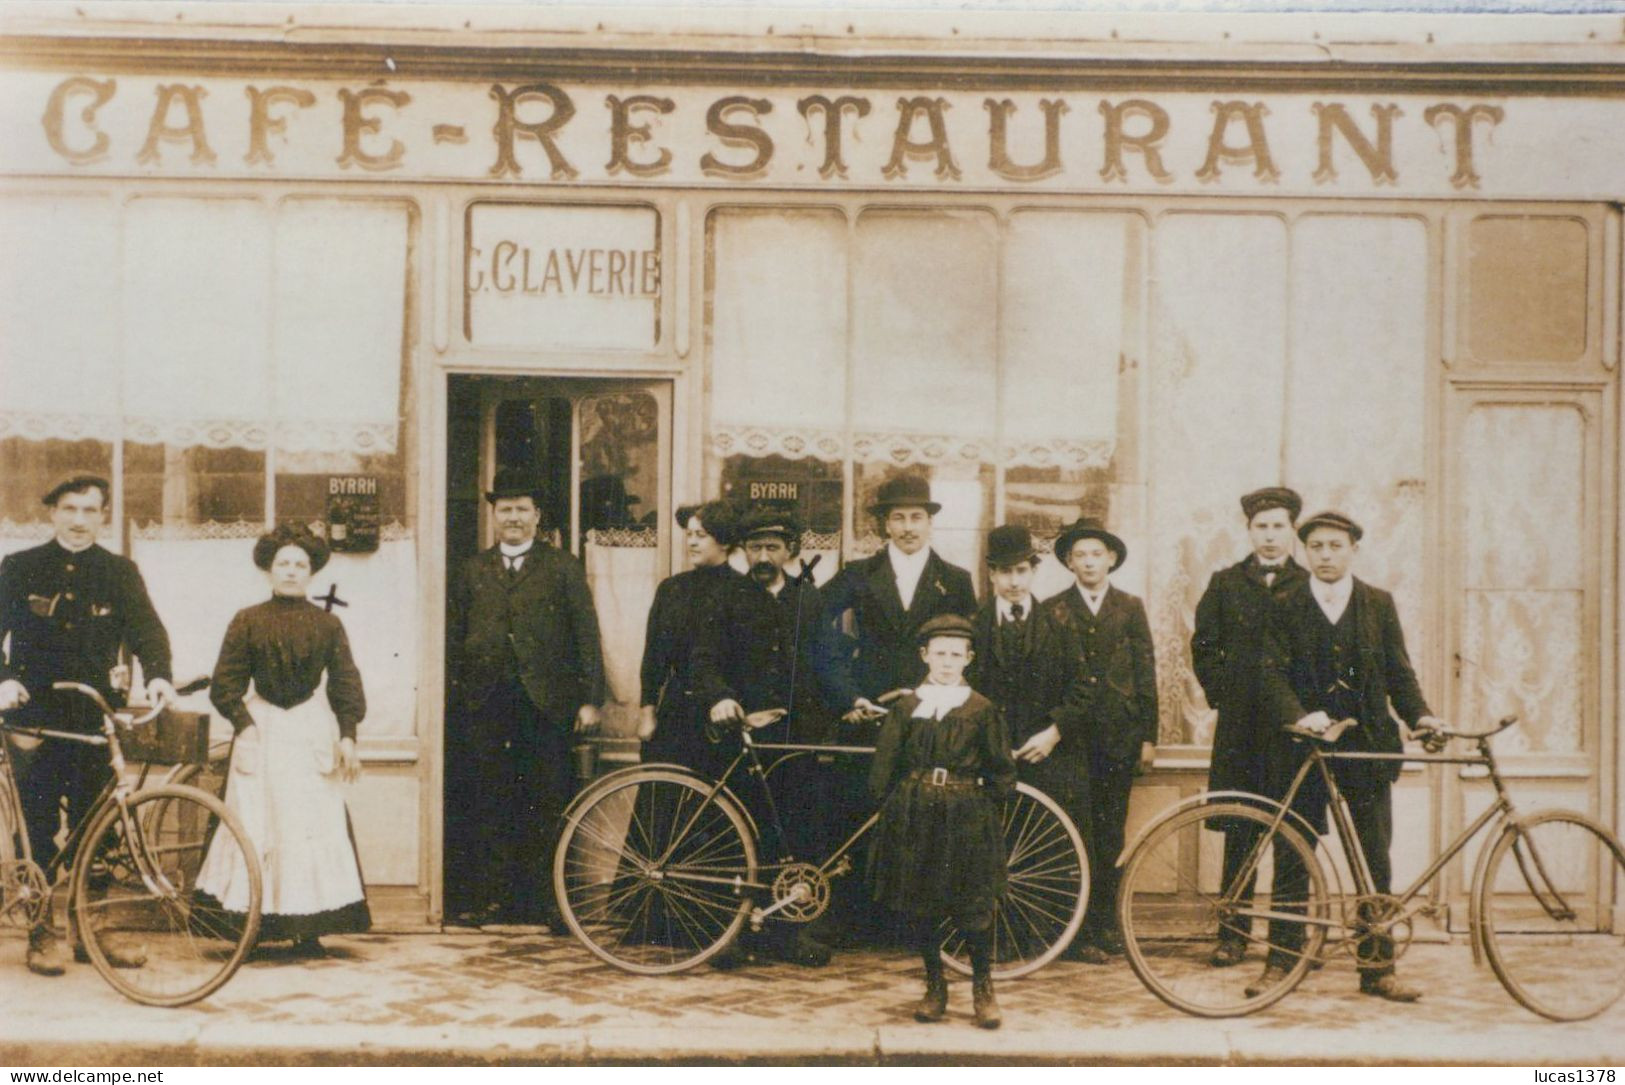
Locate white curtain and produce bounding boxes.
[585,533,660,707]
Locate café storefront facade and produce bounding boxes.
[0,4,1619,931]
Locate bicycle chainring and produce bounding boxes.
[1349,895,1411,965]
[771,863,831,923]
[0,860,50,928]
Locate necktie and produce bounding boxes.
[505,555,522,577]
[1010,602,1024,622]
[1263,570,1277,587]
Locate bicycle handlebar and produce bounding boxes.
[1284,715,1518,745]
[50,676,212,729]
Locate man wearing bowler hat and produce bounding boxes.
[969,524,1092,956]
[1042,517,1157,963]
[1191,486,1308,968]
[1250,509,1443,1002]
[447,468,605,929]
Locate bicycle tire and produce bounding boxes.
[1118,801,1328,1017]
[1476,809,1625,1022]
[72,784,261,1007]
[939,782,1089,980]
[554,768,758,974]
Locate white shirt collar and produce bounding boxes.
[912,682,972,720]
[1076,581,1109,613]
[1256,556,1288,570]
[888,544,931,609]
[499,540,534,559]
[1313,574,1354,623]
[996,595,1033,622]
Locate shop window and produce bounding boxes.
[1466,216,1588,364]
[0,438,113,556]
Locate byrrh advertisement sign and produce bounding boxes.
[6,71,1624,198]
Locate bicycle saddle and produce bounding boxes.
[1283,717,1358,743]
[743,708,788,730]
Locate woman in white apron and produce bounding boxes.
[196,525,370,956]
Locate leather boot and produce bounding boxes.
[968,929,1001,1030]
[913,969,948,1022]
[27,926,67,977]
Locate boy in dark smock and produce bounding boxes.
[869,614,1016,1029]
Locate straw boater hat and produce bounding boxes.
[1053,517,1127,572]
[867,475,942,517]
[484,467,543,504]
[915,613,975,645]
[1296,510,1363,544]
[1239,486,1303,524]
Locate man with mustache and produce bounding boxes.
[692,507,846,965]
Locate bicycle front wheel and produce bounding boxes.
[1477,809,1625,1021]
[1118,801,1328,1017]
[940,782,1089,980]
[554,769,758,974]
[73,785,261,1007]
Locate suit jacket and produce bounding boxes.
[822,547,977,708]
[1260,577,1431,795]
[450,542,605,720]
[968,598,1080,748]
[1191,555,1307,795]
[1042,584,1159,762]
[640,562,740,720]
[690,573,843,744]
[0,541,172,718]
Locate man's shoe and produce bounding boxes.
[1244,963,1291,999]
[74,938,148,969]
[785,931,832,968]
[27,929,67,977]
[913,972,948,1023]
[1360,973,1422,1003]
[1095,928,1126,956]
[1208,939,1248,968]
[1066,940,1110,965]
[972,975,1002,1030]
[709,944,752,972]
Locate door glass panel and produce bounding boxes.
[490,396,571,548]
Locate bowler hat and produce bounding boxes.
[867,475,941,517]
[485,468,543,505]
[1054,518,1127,572]
[916,613,975,645]
[1240,486,1303,524]
[738,506,803,543]
[1297,509,1363,543]
[985,524,1039,568]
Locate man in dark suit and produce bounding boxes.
[1191,486,1307,968]
[1251,510,1443,1003]
[0,475,175,975]
[693,508,845,965]
[1042,518,1157,963]
[447,469,605,929]
[823,475,978,720]
[969,524,1092,957]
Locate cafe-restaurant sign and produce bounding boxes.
[4,71,1623,198]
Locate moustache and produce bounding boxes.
[749,560,779,581]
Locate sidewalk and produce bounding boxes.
[1,929,1619,1066]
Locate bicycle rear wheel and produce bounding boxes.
[1477,809,1625,1021]
[1118,801,1327,1017]
[940,782,1088,980]
[554,769,758,974]
[73,785,261,1007]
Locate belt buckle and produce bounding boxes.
[930,767,948,786]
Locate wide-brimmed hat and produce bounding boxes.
[916,613,975,645]
[1240,486,1303,524]
[1054,517,1127,572]
[867,475,941,517]
[253,524,331,574]
[484,468,543,505]
[1297,509,1363,543]
[738,506,803,544]
[985,524,1039,568]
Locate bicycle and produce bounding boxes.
[1116,715,1625,1021]
[553,709,1089,978]
[0,680,262,1006]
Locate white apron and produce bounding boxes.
[197,686,365,919]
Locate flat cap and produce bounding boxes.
[1297,509,1363,543]
[1240,486,1303,523]
[916,613,976,644]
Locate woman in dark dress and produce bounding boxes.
[869,614,1016,1029]
[638,500,740,772]
[196,525,370,955]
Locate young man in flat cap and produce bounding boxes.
[969,524,1091,954]
[693,507,846,965]
[1191,486,1307,968]
[0,475,176,975]
[448,468,605,930]
[1251,510,1443,1002]
[1042,518,1157,963]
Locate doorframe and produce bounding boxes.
[423,363,684,925]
